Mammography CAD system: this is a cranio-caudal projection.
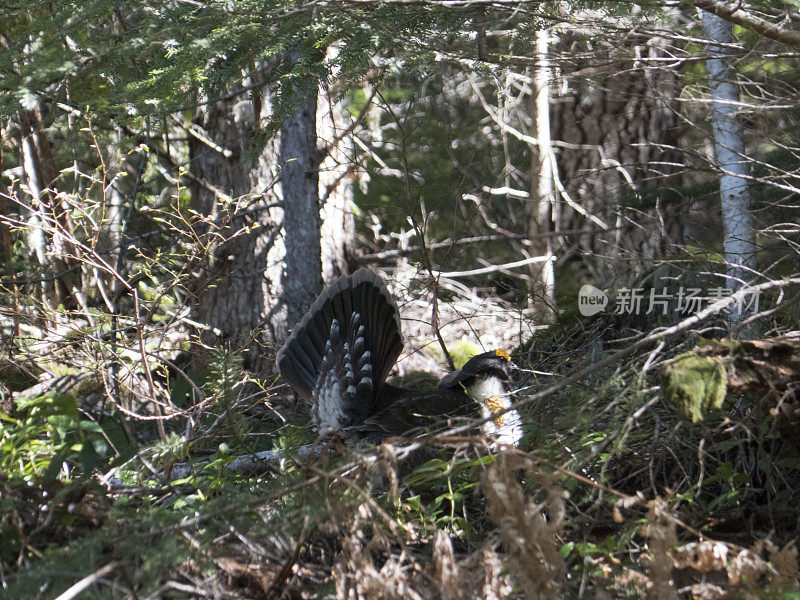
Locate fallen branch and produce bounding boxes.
[164,444,320,481]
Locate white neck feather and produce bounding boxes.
[465,375,522,447]
[465,375,507,404]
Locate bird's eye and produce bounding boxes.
[494,349,510,362]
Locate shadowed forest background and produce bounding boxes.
[2,1,800,598]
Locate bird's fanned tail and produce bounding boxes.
[276,269,404,431]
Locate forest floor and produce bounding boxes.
[2,270,800,599]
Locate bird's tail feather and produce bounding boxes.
[276,269,403,430]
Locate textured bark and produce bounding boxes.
[188,62,354,369]
[188,80,283,369]
[18,108,81,310]
[106,128,125,258]
[702,10,755,328]
[317,75,356,281]
[0,143,20,338]
[550,34,686,286]
[281,45,355,329]
[280,87,323,330]
[527,29,556,322]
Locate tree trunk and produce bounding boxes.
[0,141,21,338]
[550,34,685,287]
[702,10,756,329]
[188,79,283,370]
[106,128,125,262]
[18,108,81,311]
[527,29,556,322]
[280,54,323,329]
[187,61,354,369]
[317,54,356,281]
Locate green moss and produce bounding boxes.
[389,370,440,390]
[697,337,742,353]
[663,353,727,422]
[427,340,482,370]
[450,341,483,369]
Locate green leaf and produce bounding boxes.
[560,542,575,559]
[43,447,71,481]
[79,420,104,434]
[79,443,98,474]
[435,492,464,505]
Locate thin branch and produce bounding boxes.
[437,254,554,278]
[53,562,120,600]
[693,0,800,51]
[356,227,626,262]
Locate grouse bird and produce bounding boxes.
[276,268,522,446]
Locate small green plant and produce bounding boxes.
[703,461,750,512]
[1,391,130,483]
[427,340,482,370]
[398,454,490,539]
[205,346,247,445]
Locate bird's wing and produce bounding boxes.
[347,386,472,438]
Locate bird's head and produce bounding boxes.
[439,349,522,446]
[437,349,515,402]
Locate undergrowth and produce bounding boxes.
[2,325,800,599]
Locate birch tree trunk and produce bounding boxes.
[18,108,82,311]
[702,10,756,329]
[527,29,556,322]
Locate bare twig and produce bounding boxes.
[53,562,120,600]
